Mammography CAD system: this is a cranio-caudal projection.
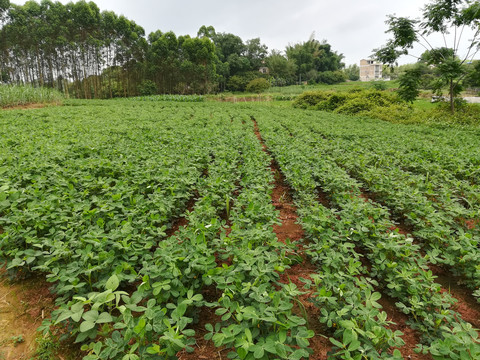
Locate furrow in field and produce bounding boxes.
[252,110,480,358]
[253,116,411,359]
[314,186,427,360]
[358,188,480,328]
[252,117,331,359]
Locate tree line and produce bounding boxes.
[0,0,347,98]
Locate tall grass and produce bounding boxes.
[0,85,63,108]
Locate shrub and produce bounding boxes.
[246,78,270,93]
[370,81,388,91]
[292,91,332,109]
[293,87,480,126]
[227,75,247,92]
[317,71,346,85]
[137,80,158,96]
[294,89,404,115]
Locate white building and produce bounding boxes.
[360,59,383,81]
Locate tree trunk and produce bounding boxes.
[449,79,455,114]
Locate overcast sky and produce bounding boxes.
[10,0,479,65]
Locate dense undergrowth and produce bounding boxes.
[293,89,480,126]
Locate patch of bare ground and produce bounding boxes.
[251,117,331,358]
[317,185,429,359]
[2,102,60,111]
[429,265,480,329]
[0,268,78,360]
[377,294,432,360]
[176,307,226,360]
[357,187,480,339]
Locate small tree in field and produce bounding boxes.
[374,0,480,113]
[397,66,423,103]
[246,78,270,93]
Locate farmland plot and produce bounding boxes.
[0,100,480,359]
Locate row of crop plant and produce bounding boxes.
[0,102,313,359]
[253,108,480,359]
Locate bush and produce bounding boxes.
[293,87,480,126]
[294,89,404,115]
[137,80,158,96]
[370,81,388,91]
[317,71,346,85]
[227,75,247,92]
[292,91,332,109]
[246,78,270,93]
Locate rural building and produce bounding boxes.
[259,67,269,75]
[360,59,382,81]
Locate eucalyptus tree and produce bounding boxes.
[180,36,217,93]
[0,0,10,82]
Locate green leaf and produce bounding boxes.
[106,274,120,291]
[330,337,344,348]
[245,328,253,343]
[71,308,84,322]
[254,346,264,359]
[97,312,113,324]
[122,355,139,360]
[348,339,361,351]
[339,320,355,329]
[79,320,96,333]
[237,347,248,359]
[134,317,146,334]
[82,310,99,322]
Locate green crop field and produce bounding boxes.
[1,99,480,360]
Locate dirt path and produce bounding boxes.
[0,270,55,359]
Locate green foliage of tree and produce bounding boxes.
[265,50,297,85]
[344,64,360,81]
[316,70,346,85]
[246,78,270,93]
[227,75,246,92]
[137,79,157,95]
[374,0,480,113]
[286,34,344,83]
[464,60,480,88]
[209,29,269,91]
[397,66,423,102]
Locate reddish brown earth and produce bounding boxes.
[377,294,432,360]
[176,307,225,360]
[429,265,480,330]
[1,103,55,111]
[166,192,199,237]
[0,269,78,360]
[252,118,332,359]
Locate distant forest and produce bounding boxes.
[0,0,349,98]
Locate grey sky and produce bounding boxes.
[10,0,478,65]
